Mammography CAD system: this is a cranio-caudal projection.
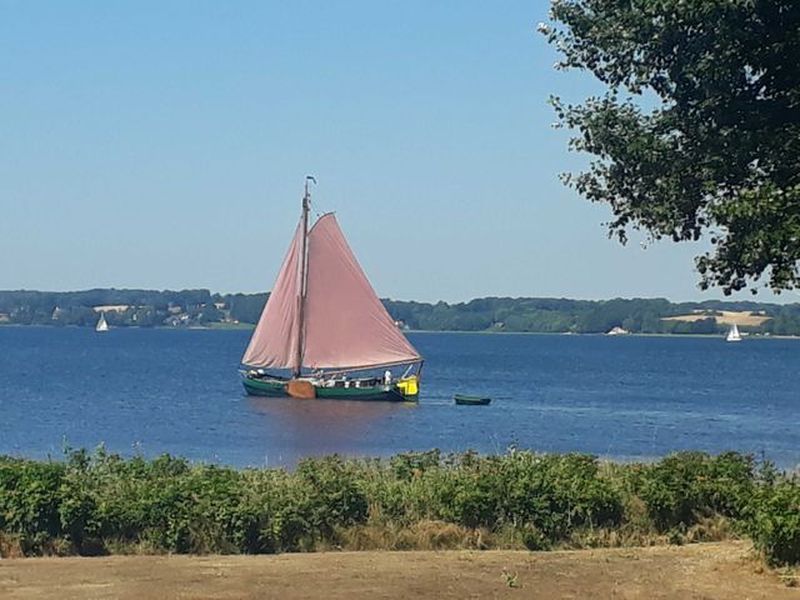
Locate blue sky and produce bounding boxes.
[0,1,787,303]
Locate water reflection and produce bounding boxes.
[246,396,418,466]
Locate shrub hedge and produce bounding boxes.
[0,449,796,565]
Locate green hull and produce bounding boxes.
[454,394,491,405]
[242,376,418,402]
[242,377,288,397]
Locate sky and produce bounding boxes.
[0,1,790,304]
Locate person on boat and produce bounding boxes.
[384,370,392,385]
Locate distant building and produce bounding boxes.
[164,313,191,327]
[93,305,129,313]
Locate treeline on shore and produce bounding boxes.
[2,289,800,335]
[0,289,267,329]
[0,449,798,566]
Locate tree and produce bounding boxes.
[542,1,800,294]
[226,293,269,324]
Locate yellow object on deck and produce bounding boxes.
[397,375,419,397]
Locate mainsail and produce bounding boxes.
[303,214,420,369]
[242,213,421,372]
[241,221,304,369]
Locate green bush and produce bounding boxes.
[632,452,754,531]
[350,451,622,543]
[0,448,797,566]
[746,477,800,566]
[295,455,370,534]
[0,457,65,554]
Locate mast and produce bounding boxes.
[293,176,315,377]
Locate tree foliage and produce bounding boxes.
[542,0,800,294]
[3,289,800,334]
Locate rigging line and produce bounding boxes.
[307,183,337,221]
[312,197,332,221]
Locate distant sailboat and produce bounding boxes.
[95,312,109,333]
[726,322,742,342]
[240,177,423,401]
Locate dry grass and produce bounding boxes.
[661,310,771,327]
[1,542,796,600]
[330,520,491,551]
[0,534,24,559]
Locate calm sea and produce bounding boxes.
[0,327,797,468]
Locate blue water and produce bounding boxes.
[0,327,798,468]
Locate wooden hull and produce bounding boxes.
[242,376,418,402]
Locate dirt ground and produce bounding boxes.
[0,541,795,599]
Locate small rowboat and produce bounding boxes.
[454,394,491,406]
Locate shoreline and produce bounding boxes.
[405,329,800,340]
[3,323,799,339]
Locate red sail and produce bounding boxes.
[242,213,421,371]
[301,214,421,370]
[241,220,303,369]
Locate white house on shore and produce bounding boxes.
[606,326,630,336]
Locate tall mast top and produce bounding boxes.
[304,175,316,208]
[294,175,316,377]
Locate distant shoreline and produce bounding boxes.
[4,289,800,336]
[3,322,799,339]
[407,329,800,339]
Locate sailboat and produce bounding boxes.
[240,178,423,401]
[95,312,109,333]
[726,322,742,342]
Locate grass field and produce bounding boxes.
[661,310,772,327]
